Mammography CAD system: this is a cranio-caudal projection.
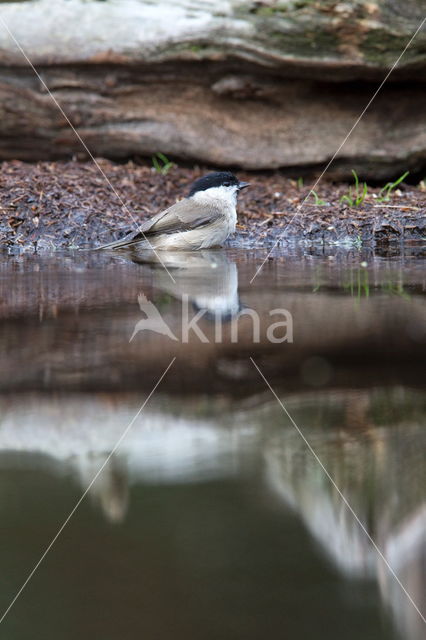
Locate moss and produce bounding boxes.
[362,28,426,65]
[255,6,281,16]
[233,1,340,57]
[241,0,318,16]
[267,24,339,57]
[158,41,216,59]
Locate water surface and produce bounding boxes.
[0,246,424,639]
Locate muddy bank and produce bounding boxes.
[0,160,425,250]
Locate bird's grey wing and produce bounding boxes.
[146,198,221,234]
[96,199,220,250]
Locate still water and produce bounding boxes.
[0,246,424,639]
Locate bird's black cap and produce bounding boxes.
[188,171,241,197]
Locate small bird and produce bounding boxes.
[97,171,249,251]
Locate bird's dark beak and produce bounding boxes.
[238,181,250,190]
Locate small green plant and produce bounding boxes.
[152,152,174,175]
[341,269,410,301]
[309,190,326,205]
[382,281,410,300]
[353,234,362,248]
[340,170,368,207]
[376,171,409,202]
[297,177,304,189]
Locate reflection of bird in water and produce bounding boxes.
[131,249,242,322]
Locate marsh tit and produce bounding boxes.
[98,171,250,251]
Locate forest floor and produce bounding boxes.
[0,159,425,251]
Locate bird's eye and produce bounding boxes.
[223,181,231,187]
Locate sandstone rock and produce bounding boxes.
[0,0,425,176]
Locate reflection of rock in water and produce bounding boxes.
[264,407,426,640]
[0,388,424,637]
[379,507,426,640]
[76,456,129,524]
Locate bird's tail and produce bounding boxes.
[94,230,145,251]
